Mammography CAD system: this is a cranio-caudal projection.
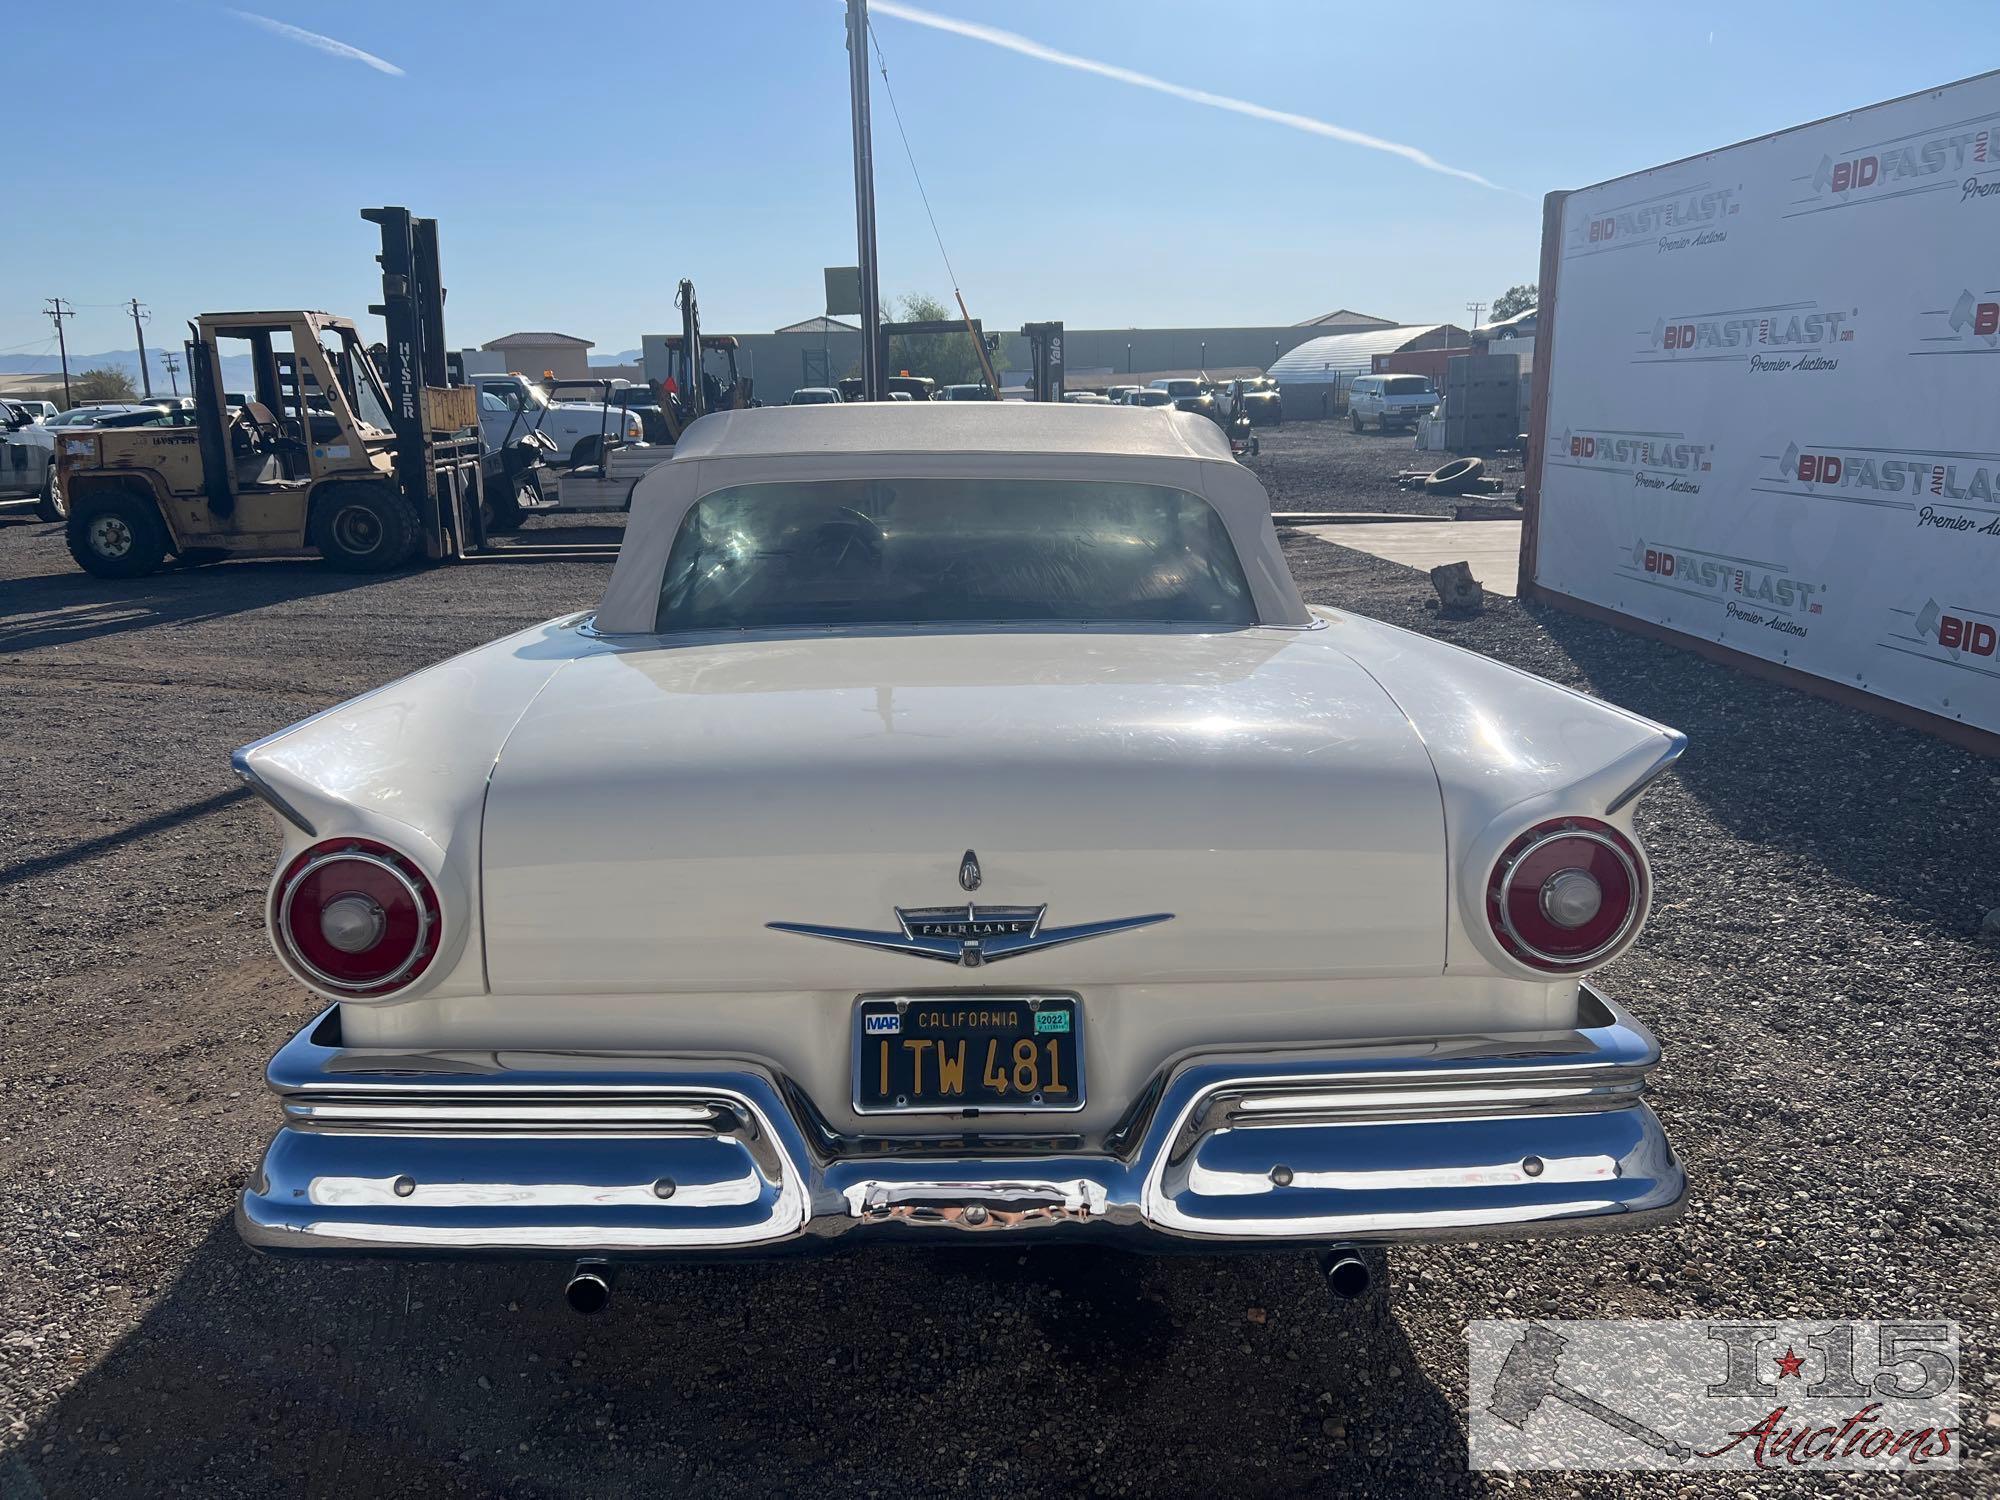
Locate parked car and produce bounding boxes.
[836,375,937,403]
[5,399,57,423]
[1124,388,1176,407]
[469,373,646,467]
[1231,376,1283,427]
[2,402,185,520]
[937,383,999,401]
[1147,378,1203,401]
[232,402,1687,1306]
[1347,374,1438,432]
[790,387,843,405]
[1,402,64,518]
[1062,391,1111,405]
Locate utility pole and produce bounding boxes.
[45,298,74,408]
[161,350,182,396]
[128,299,152,396]
[1464,302,1486,343]
[845,0,883,402]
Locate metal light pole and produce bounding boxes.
[129,299,152,396]
[846,0,884,402]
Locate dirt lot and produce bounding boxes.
[1,424,1993,1497]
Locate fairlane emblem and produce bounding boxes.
[769,900,1171,968]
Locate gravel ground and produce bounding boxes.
[1243,415,1524,518]
[0,426,1993,1496]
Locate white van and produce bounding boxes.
[1347,374,1438,432]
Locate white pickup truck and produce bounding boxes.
[469,374,646,469]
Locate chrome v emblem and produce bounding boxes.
[768,901,1172,969]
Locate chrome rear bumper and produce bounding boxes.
[237,986,1683,1256]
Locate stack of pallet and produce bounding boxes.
[1441,353,1519,453]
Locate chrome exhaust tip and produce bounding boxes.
[565,1259,615,1315]
[1318,1247,1372,1301]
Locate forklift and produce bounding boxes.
[57,207,595,579]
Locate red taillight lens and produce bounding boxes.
[273,838,440,995]
[1486,817,1645,972]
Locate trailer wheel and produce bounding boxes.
[36,469,67,523]
[311,483,421,572]
[66,492,168,578]
[1423,457,1486,496]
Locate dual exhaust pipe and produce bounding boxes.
[564,1247,1375,1314]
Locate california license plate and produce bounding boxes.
[853,996,1083,1113]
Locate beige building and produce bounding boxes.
[479,331,594,382]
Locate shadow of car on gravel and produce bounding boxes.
[8,1218,1498,1499]
[0,558,408,656]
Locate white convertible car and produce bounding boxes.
[234,404,1685,1309]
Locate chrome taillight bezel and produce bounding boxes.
[273,837,440,997]
[1486,817,1646,972]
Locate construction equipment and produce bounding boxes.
[1020,321,1064,401]
[55,207,596,579]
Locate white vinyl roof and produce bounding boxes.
[665,401,1236,463]
[595,404,1309,631]
[1268,325,1446,385]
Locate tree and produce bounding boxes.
[1491,284,1537,321]
[73,367,138,403]
[886,293,991,388]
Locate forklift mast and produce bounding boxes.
[363,206,439,520]
[1021,321,1065,402]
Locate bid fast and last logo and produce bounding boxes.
[1620,540,1826,639]
[1913,287,2000,353]
[1552,428,1713,495]
[1790,115,1999,217]
[1767,441,2000,537]
[1567,182,1739,258]
[1879,596,2000,674]
[1635,301,1855,374]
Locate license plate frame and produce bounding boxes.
[851,994,1085,1115]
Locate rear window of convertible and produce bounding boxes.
[653,477,1256,631]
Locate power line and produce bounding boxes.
[867,19,961,295]
[160,350,182,397]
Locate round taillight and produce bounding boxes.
[273,838,440,995]
[1486,817,1646,972]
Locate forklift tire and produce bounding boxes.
[67,492,169,579]
[311,483,422,572]
[36,469,67,523]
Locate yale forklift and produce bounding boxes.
[58,207,591,579]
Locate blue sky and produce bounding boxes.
[2,2,1989,361]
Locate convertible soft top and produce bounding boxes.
[595,404,1311,630]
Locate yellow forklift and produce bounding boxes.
[58,207,582,579]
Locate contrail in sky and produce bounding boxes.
[227,10,405,76]
[867,0,1507,192]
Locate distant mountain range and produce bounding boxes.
[590,349,643,367]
